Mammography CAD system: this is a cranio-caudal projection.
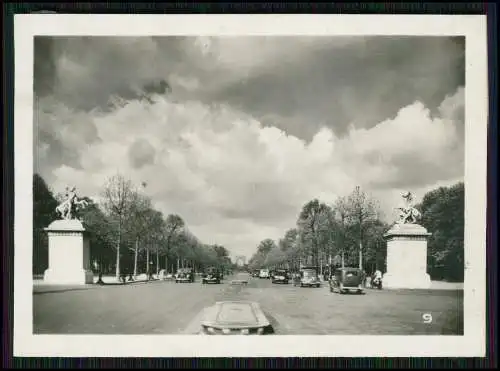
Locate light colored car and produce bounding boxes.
[175,268,194,283]
[200,301,274,335]
[259,269,270,279]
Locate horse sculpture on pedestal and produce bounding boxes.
[55,186,89,220]
[395,191,421,224]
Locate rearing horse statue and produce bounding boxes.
[395,191,421,224]
[55,186,88,220]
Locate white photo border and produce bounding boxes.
[14,14,488,357]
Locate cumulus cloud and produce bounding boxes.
[128,139,157,169]
[33,36,465,259]
[37,88,464,258]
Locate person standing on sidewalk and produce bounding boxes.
[147,262,154,281]
[94,260,105,285]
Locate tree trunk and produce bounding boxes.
[134,237,139,278]
[115,220,121,280]
[156,246,160,275]
[165,255,168,273]
[146,246,150,273]
[341,250,345,268]
[359,241,363,270]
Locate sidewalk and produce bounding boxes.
[33,274,165,292]
[319,279,463,290]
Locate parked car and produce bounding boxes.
[329,267,365,294]
[271,269,290,284]
[259,269,270,279]
[199,301,274,335]
[175,268,195,283]
[298,267,321,288]
[251,270,260,278]
[202,267,222,284]
[158,269,175,281]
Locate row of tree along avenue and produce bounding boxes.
[33,173,233,279]
[247,183,464,282]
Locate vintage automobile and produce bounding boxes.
[199,301,274,335]
[202,267,222,284]
[271,269,290,284]
[259,269,270,279]
[251,270,260,278]
[329,267,365,294]
[298,267,321,288]
[175,268,195,283]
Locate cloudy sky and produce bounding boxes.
[33,36,465,260]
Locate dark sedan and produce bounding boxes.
[271,269,290,284]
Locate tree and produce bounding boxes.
[193,244,218,270]
[79,197,115,270]
[174,229,201,268]
[147,210,166,275]
[279,228,307,270]
[279,228,298,251]
[163,214,185,273]
[361,219,388,273]
[33,174,58,274]
[333,196,350,268]
[418,182,464,281]
[297,199,330,267]
[264,246,287,268]
[101,174,137,279]
[346,186,378,270]
[257,239,277,256]
[248,251,267,270]
[125,194,157,277]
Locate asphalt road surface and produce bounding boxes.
[33,272,463,335]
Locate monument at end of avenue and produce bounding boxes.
[382,191,432,289]
[43,186,94,285]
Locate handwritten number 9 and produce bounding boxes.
[422,313,433,324]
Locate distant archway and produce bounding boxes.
[235,256,246,267]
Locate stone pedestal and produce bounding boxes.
[43,219,94,285]
[382,223,432,289]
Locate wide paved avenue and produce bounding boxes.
[33,272,463,335]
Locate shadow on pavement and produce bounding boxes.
[33,286,96,295]
[33,279,163,295]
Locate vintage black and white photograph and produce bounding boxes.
[15,14,487,357]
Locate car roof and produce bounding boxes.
[202,301,270,328]
[336,267,362,272]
